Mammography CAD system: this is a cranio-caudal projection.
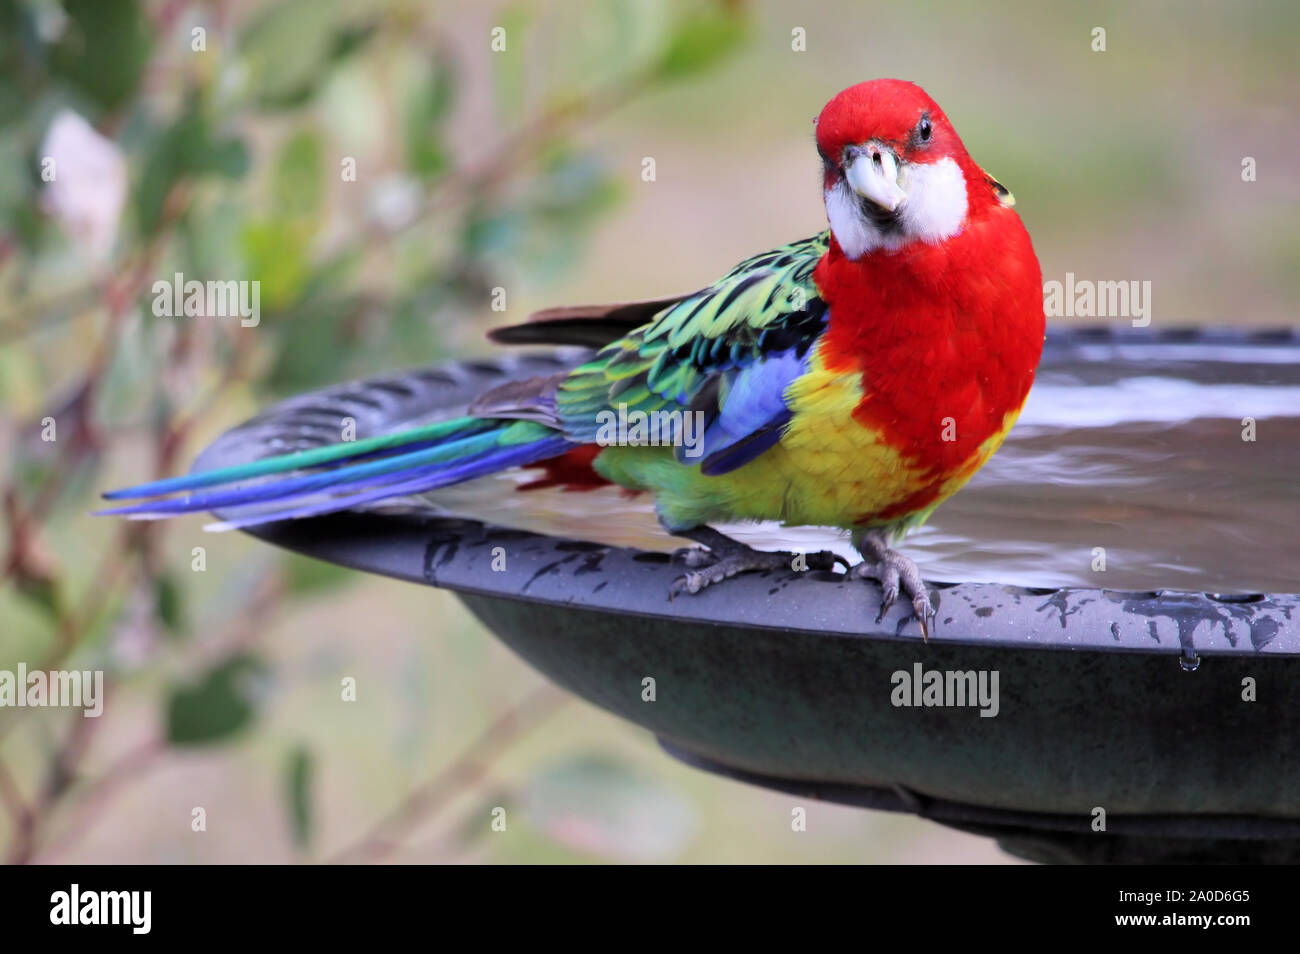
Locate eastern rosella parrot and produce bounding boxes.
[100,80,1045,638]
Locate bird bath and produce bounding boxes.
[194,326,1300,863]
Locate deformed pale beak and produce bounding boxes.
[845,142,906,213]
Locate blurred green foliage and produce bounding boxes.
[166,652,269,747]
[0,0,746,863]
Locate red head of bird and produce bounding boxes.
[814,79,999,261]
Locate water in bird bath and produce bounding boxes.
[426,334,1300,594]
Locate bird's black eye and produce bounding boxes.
[917,117,933,143]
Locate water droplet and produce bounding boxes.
[1180,652,1201,672]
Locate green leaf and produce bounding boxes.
[283,744,315,850]
[655,9,749,80]
[415,53,456,127]
[49,0,152,112]
[239,219,310,310]
[134,131,184,237]
[404,54,455,180]
[0,3,43,130]
[406,136,450,180]
[240,0,348,110]
[234,130,324,312]
[204,138,251,179]
[155,572,185,638]
[272,129,326,223]
[13,571,61,622]
[135,103,249,234]
[166,653,270,747]
[328,21,379,63]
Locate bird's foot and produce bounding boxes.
[851,532,936,640]
[669,542,845,599]
[675,546,720,569]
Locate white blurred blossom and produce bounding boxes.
[40,110,127,265]
[366,174,423,232]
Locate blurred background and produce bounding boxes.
[0,0,1296,863]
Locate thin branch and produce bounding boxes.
[30,737,166,863]
[329,684,566,864]
[0,757,35,864]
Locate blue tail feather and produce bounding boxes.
[101,418,494,501]
[94,430,505,518]
[97,415,572,527]
[205,435,572,530]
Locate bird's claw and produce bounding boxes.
[826,553,854,572]
[669,546,841,600]
[674,546,718,569]
[802,549,849,573]
[911,591,937,642]
[850,547,934,640]
[669,553,771,599]
[667,574,691,601]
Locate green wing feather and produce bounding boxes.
[556,231,830,443]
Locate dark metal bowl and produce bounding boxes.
[193,328,1300,863]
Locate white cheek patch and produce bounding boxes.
[897,156,968,244]
[825,155,969,260]
[825,180,874,260]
